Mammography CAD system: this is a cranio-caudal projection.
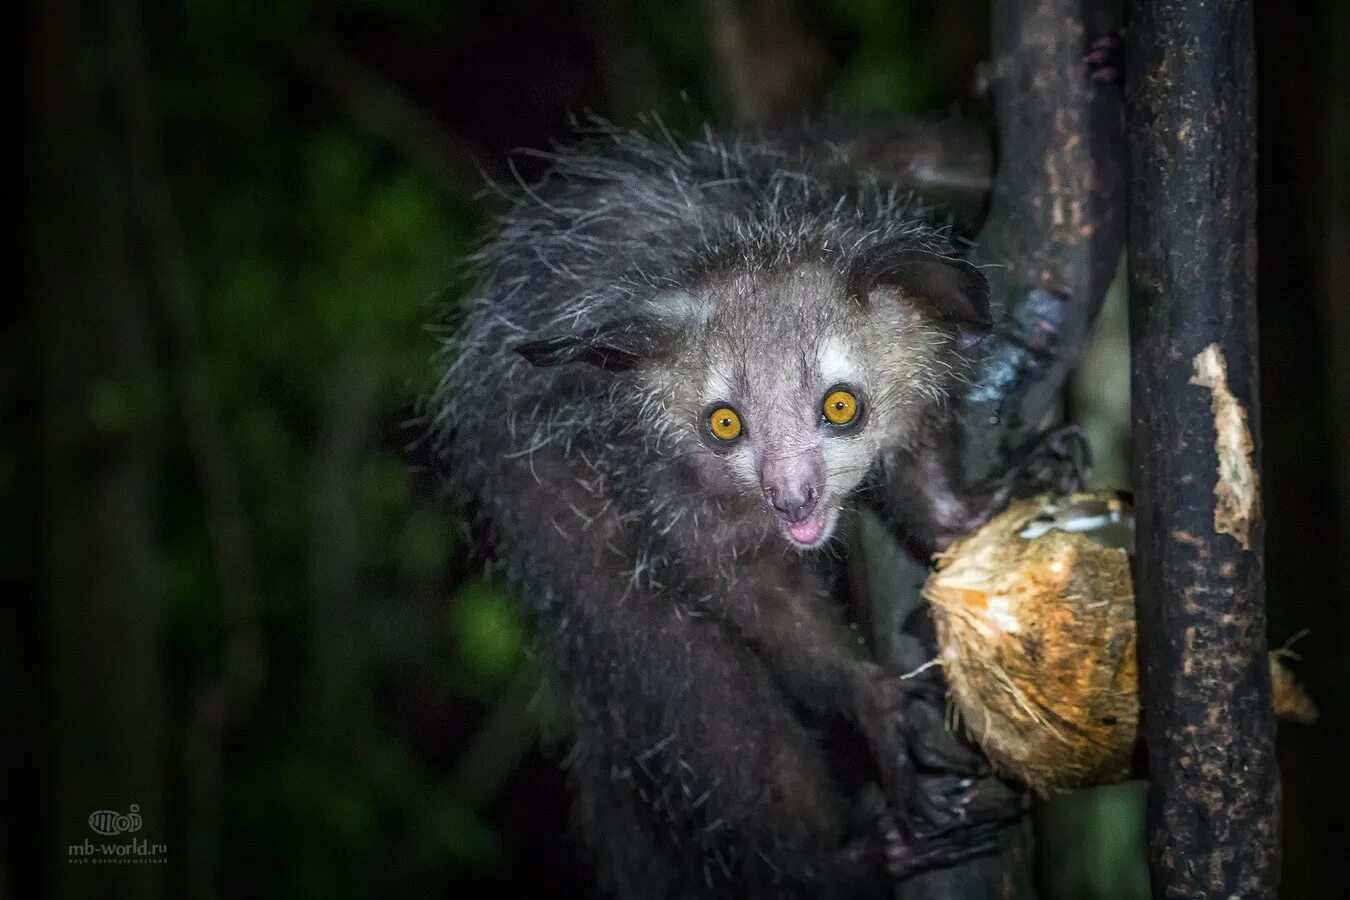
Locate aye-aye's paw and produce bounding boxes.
[878,769,1027,880]
[878,781,1020,883]
[1009,422,1092,499]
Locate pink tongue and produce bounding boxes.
[790,518,823,545]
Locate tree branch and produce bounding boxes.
[1125,0,1279,895]
[962,0,1125,479]
[874,1,1127,896]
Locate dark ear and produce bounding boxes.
[853,247,992,341]
[514,318,665,371]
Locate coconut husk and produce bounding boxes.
[923,492,1316,796]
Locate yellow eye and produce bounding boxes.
[708,406,743,441]
[822,389,859,427]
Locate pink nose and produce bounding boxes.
[759,453,823,523]
[764,483,818,523]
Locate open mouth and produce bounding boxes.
[779,505,839,550]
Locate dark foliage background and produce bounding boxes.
[9,0,1347,897]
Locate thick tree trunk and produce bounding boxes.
[962,0,1124,478]
[1125,1,1280,896]
[870,0,1126,896]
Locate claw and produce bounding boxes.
[881,812,1006,880]
[902,695,989,777]
[859,666,1028,881]
[1010,423,1091,497]
[906,770,1025,841]
[1083,33,1124,84]
[858,661,1026,879]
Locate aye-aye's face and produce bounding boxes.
[514,253,985,550]
[652,265,955,550]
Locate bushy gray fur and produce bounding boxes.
[432,123,991,898]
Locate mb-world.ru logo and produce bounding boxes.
[88,805,143,836]
[68,805,167,865]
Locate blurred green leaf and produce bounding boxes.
[416,796,506,871]
[393,508,456,575]
[834,55,928,113]
[631,0,710,75]
[1038,782,1150,900]
[449,580,524,691]
[358,451,413,516]
[85,373,166,436]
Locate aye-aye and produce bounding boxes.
[434,124,1024,899]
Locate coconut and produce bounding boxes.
[923,492,1315,796]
